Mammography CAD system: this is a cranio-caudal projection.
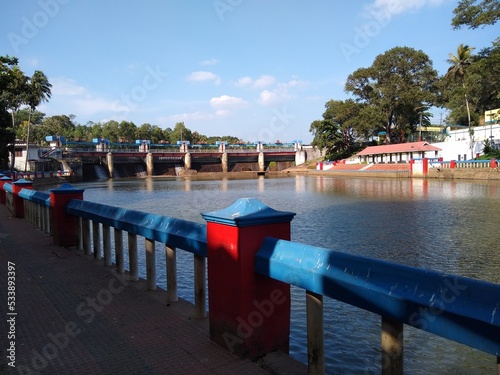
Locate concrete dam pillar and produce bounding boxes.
[258,151,265,172]
[146,152,154,176]
[258,152,265,172]
[221,152,228,173]
[184,152,192,170]
[295,150,306,165]
[106,152,114,178]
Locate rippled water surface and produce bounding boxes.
[70,175,500,374]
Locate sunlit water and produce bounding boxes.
[66,175,500,374]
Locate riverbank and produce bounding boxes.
[282,164,500,180]
[28,164,500,191]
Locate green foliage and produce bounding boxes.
[0,108,13,169]
[310,99,370,159]
[169,122,192,143]
[442,40,500,128]
[452,0,500,29]
[345,46,439,144]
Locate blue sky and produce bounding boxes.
[1,0,497,143]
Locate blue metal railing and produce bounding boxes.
[255,237,500,359]
[17,188,50,207]
[65,199,207,257]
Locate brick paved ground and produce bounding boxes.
[0,204,290,375]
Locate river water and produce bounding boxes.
[70,174,500,374]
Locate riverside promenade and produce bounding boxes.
[0,203,299,375]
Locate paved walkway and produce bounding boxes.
[0,204,301,375]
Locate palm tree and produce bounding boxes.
[446,44,475,158]
[24,71,51,171]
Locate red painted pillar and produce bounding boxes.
[50,183,85,247]
[0,176,12,205]
[423,158,429,175]
[201,198,295,360]
[12,179,33,218]
[450,160,456,169]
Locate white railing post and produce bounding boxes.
[306,290,325,374]
[166,245,178,302]
[37,203,42,230]
[77,217,83,251]
[145,238,156,290]
[83,218,91,255]
[381,316,404,375]
[128,233,138,281]
[103,224,112,266]
[92,221,101,260]
[114,228,124,273]
[194,254,206,318]
[45,206,51,234]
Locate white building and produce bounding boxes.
[432,122,500,161]
[9,141,41,172]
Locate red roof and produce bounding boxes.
[357,142,441,156]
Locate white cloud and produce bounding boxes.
[159,111,214,123]
[258,90,293,106]
[46,76,131,117]
[236,75,276,88]
[257,79,303,106]
[200,58,218,66]
[366,0,445,16]
[50,76,87,96]
[210,95,250,111]
[187,71,221,85]
[236,76,253,87]
[73,97,130,115]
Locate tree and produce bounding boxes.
[0,56,17,168]
[446,44,475,157]
[73,124,91,141]
[345,47,439,143]
[0,61,28,170]
[150,125,166,143]
[25,71,51,171]
[309,118,342,159]
[472,39,500,109]
[310,100,369,159]
[118,121,137,142]
[136,123,153,141]
[102,120,120,142]
[452,0,500,29]
[15,108,45,145]
[39,115,75,142]
[169,122,192,144]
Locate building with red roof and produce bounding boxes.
[356,141,441,164]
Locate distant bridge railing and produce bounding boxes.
[1,181,499,375]
[63,147,296,154]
